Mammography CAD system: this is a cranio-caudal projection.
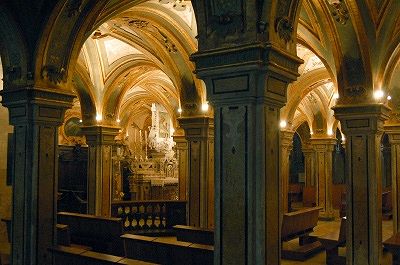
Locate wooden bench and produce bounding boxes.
[281,207,323,261]
[57,212,124,256]
[49,245,159,265]
[383,232,400,265]
[315,217,346,265]
[122,234,213,265]
[173,225,214,245]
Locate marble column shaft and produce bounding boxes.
[385,124,400,233]
[302,145,315,187]
[310,137,336,220]
[178,117,214,229]
[192,44,302,265]
[280,130,294,213]
[1,87,74,265]
[81,125,119,217]
[334,103,389,265]
[173,135,189,201]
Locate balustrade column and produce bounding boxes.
[310,137,336,220]
[173,133,189,201]
[191,45,302,265]
[1,87,74,265]
[178,117,214,229]
[280,130,294,213]
[81,125,119,217]
[334,104,389,265]
[385,124,400,233]
[302,144,315,187]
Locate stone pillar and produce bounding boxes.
[385,124,400,233]
[334,104,389,265]
[1,87,74,265]
[178,117,214,228]
[191,45,302,265]
[173,134,189,201]
[280,130,294,213]
[81,125,119,217]
[310,137,336,220]
[302,144,315,187]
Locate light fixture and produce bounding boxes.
[327,129,333,136]
[387,95,392,100]
[279,120,287,128]
[116,118,121,123]
[177,107,182,113]
[79,119,83,123]
[96,114,102,121]
[333,93,339,99]
[373,90,384,99]
[201,102,209,112]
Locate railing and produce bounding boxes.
[111,200,187,232]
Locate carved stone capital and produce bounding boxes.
[178,116,214,141]
[280,130,294,149]
[81,125,120,146]
[384,124,400,145]
[333,103,390,135]
[310,137,337,152]
[0,87,75,126]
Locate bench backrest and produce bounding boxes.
[57,212,124,256]
[338,217,346,244]
[281,207,321,241]
[302,187,316,207]
[173,225,214,245]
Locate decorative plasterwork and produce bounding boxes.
[326,0,349,25]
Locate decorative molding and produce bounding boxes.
[67,0,82,17]
[4,66,22,83]
[157,28,178,53]
[125,18,149,29]
[344,86,366,97]
[327,0,349,25]
[275,17,294,43]
[41,65,66,84]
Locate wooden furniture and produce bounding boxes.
[382,190,393,220]
[383,232,400,265]
[316,217,346,265]
[302,186,316,207]
[173,225,214,245]
[57,212,124,256]
[122,234,213,265]
[0,218,11,265]
[49,245,159,265]
[281,207,323,261]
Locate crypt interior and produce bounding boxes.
[0,0,400,265]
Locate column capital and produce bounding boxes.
[333,103,390,135]
[81,125,120,145]
[310,137,337,152]
[1,87,75,126]
[191,43,303,107]
[384,124,400,144]
[280,130,294,148]
[178,116,214,140]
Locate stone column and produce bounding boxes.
[173,134,189,201]
[302,144,315,187]
[310,137,336,220]
[334,104,389,265]
[385,124,400,233]
[1,87,74,265]
[81,125,119,217]
[191,45,302,265]
[280,130,294,213]
[178,117,214,228]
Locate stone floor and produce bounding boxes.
[281,214,394,265]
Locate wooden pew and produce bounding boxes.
[49,245,159,265]
[173,225,214,245]
[281,207,323,261]
[122,234,213,265]
[315,217,346,265]
[302,186,316,207]
[383,232,400,265]
[57,212,124,256]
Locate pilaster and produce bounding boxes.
[384,124,400,233]
[302,144,315,187]
[280,130,294,213]
[0,87,74,265]
[173,133,189,201]
[81,125,119,217]
[334,103,390,265]
[191,43,302,265]
[310,137,336,220]
[178,116,214,229]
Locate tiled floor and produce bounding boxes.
[281,215,394,265]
